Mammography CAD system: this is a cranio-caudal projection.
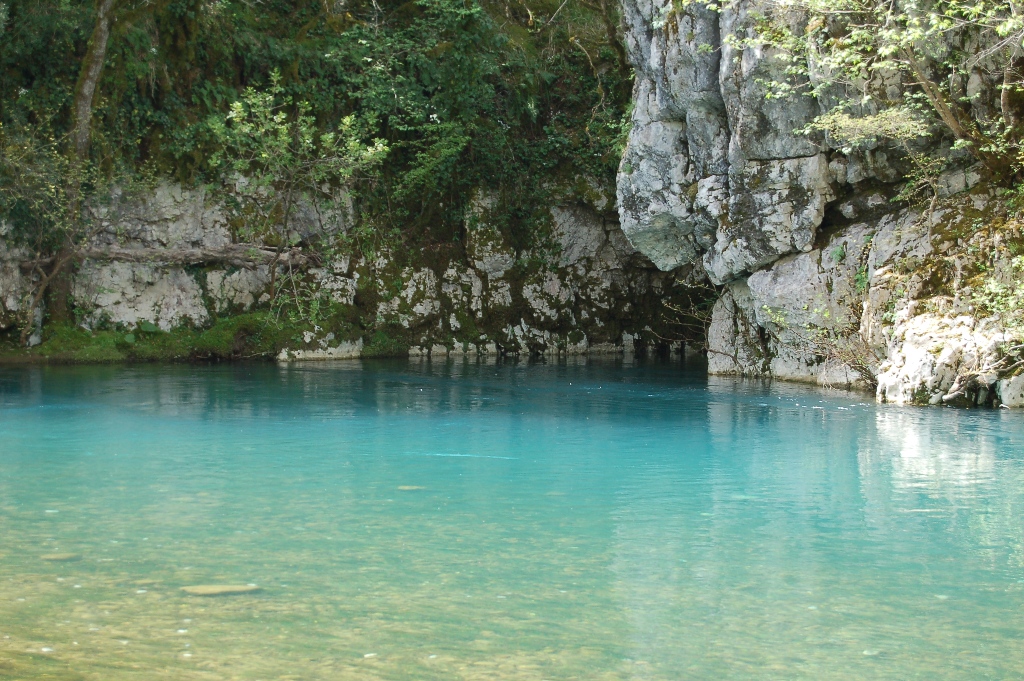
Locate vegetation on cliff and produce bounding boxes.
[0,0,635,350]
[688,0,1024,188]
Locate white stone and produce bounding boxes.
[277,339,363,361]
[875,314,1011,405]
[0,237,31,330]
[997,374,1024,407]
[523,272,574,322]
[90,181,230,251]
[617,0,834,279]
[441,266,483,318]
[551,205,610,266]
[376,268,440,328]
[206,267,271,312]
[486,279,513,309]
[74,261,208,330]
[310,265,358,306]
[707,279,766,377]
[466,223,515,278]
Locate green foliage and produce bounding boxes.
[0,112,167,340]
[362,327,413,358]
[892,152,948,206]
[0,0,635,354]
[1001,184,1024,218]
[27,323,127,362]
[0,312,348,363]
[972,255,1024,332]
[209,70,387,248]
[0,121,154,255]
[855,265,870,294]
[0,122,87,256]
[1,0,632,253]
[801,107,932,152]
[674,0,1024,184]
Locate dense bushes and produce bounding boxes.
[1,0,632,245]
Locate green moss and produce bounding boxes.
[1,326,114,363]
[0,312,318,364]
[362,327,412,358]
[686,182,699,205]
[451,309,481,342]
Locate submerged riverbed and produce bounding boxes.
[0,359,1022,680]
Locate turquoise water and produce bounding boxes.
[0,359,1023,680]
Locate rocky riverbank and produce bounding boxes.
[614,0,1024,407]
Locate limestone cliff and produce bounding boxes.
[616,0,1024,406]
[0,181,691,361]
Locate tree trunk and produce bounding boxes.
[45,263,73,324]
[904,50,1011,177]
[39,0,118,330]
[72,0,117,160]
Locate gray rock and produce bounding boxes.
[207,267,271,312]
[73,261,209,331]
[705,154,834,283]
[617,0,834,282]
[376,268,441,329]
[91,182,230,251]
[997,374,1024,407]
[523,272,574,323]
[707,279,767,376]
[0,235,31,331]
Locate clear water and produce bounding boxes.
[1,359,1023,680]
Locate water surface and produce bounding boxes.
[0,359,1022,680]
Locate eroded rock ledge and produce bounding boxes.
[1,182,695,360]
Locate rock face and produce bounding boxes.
[0,230,31,333]
[702,197,1024,403]
[618,0,834,284]
[617,0,1024,405]
[394,195,685,357]
[1000,374,1024,408]
[74,261,210,331]
[0,181,693,359]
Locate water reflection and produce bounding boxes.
[608,376,1024,678]
[872,411,996,489]
[0,360,1022,680]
